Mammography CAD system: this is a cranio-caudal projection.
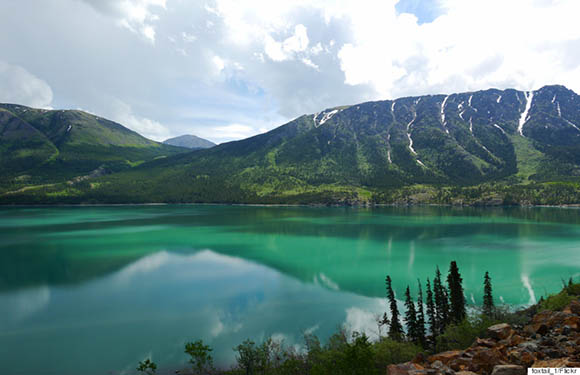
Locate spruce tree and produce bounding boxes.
[416,279,427,348]
[404,286,418,343]
[433,267,450,333]
[483,271,494,317]
[447,261,466,323]
[425,278,437,337]
[386,275,404,340]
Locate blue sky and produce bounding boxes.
[1,0,579,143]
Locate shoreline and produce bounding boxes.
[1,202,580,209]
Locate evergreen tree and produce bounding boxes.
[416,279,427,348]
[404,286,418,344]
[386,275,404,340]
[447,261,466,323]
[483,271,494,317]
[425,278,437,337]
[433,267,450,333]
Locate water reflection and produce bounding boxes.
[0,250,388,375]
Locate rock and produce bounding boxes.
[508,349,536,367]
[490,365,525,375]
[430,360,455,375]
[487,324,514,340]
[532,358,572,368]
[518,341,539,352]
[471,338,496,348]
[562,315,579,330]
[470,347,507,374]
[428,351,463,365]
[455,372,478,375]
[533,310,553,325]
[448,356,474,372]
[388,362,425,375]
[567,300,580,315]
[529,323,549,335]
[508,335,525,346]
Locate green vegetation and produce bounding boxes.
[133,270,578,375]
[3,85,580,205]
[538,278,580,311]
[186,340,214,375]
[483,271,495,317]
[0,103,188,195]
[137,359,157,375]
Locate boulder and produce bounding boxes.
[471,338,496,348]
[532,358,572,368]
[470,347,507,374]
[487,324,514,340]
[448,356,473,371]
[430,360,455,375]
[507,349,536,367]
[566,300,580,315]
[388,362,425,375]
[490,365,525,375]
[562,315,579,330]
[508,335,525,346]
[428,351,463,365]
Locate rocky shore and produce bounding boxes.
[388,299,580,375]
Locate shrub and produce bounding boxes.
[539,290,574,311]
[373,338,423,368]
[435,315,497,352]
[185,340,214,375]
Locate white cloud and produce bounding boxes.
[0,61,53,108]
[3,0,580,143]
[334,0,580,98]
[110,99,170,141]
[201,123,258,141]
[80,0,166,42]
[212,55,226,73]
[264,24,310,62]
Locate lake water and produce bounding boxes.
[1,205,579,374]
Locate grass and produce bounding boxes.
[509,135,545,183]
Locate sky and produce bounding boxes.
[1,0,580,143]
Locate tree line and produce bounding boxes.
[382,261,495,349]
[136,260,502,375]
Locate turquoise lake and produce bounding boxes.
[1,205,579,374]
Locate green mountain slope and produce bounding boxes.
[0,104,188,192]
[3,85,580,204]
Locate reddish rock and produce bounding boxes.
[490,365,525,375]
[532,358,573,368]
[388,362,425,375]
[470,347,507,374]
[507,349,536,367]
[507,335,525,346]
[471,338,496,348]
[533,310,553,325]
[448,356,473,371]
[487,324,514,340]
[427,350,463,365]
[562,315,580,330]
[528,323,549,335]
[567,300,580,315]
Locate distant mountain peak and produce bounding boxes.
[163,134,215,149]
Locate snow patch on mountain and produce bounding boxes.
[314,109,340,127]
[518,91,534,136]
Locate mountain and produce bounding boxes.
[0,104,188,192]
[3,85,580,205]
[163,134,215,149]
